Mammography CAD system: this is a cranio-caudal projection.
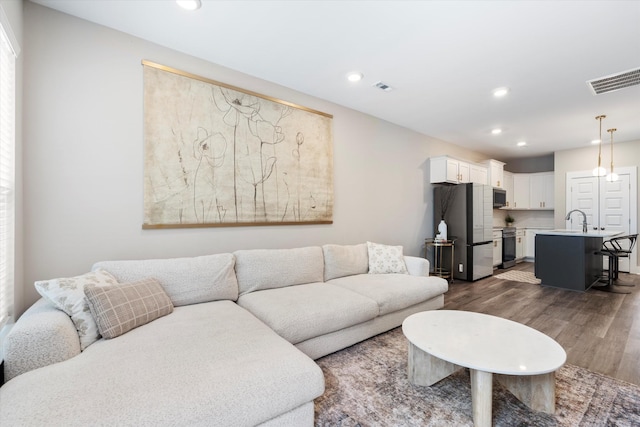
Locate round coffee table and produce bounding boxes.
[402,310,566,427]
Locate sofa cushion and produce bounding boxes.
[34,269,120,350]
[234,246,324,296]
[92,253,238,306]
[237,283,379,344]
[322,243,369,281]
[84,278,174,339]
[367,241,409,274]
[328,274,449,316]
[0,301,325,427]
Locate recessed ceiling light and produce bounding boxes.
[517,141,527,147]
[591,139,601,145]
[176,0,201,11]
[491,128,502,135]
[493,87,510,97]
[346,72,363,82]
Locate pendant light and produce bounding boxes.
[606,128,619,182]
[592,115,607,177]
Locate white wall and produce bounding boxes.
[20,3,486,314]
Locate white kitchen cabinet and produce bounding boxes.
[515,229,525,261]
[492,230,502,267]
[469,163,488,185]
[483,159,505,188]
[529,172,554,209]
[525,229,536,259]
[524,228,550,259]
[503,171,514,209]
[430,156,465,184]
[429,156,487,185]
[513,174,530,209]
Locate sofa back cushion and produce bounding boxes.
[322,243,369,281]
[234,246,324,296]
[92,253,238,306]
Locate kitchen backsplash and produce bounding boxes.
[493,209,554,229]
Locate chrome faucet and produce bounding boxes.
[565,209,588,233]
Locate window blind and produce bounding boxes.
[0,22,16,329]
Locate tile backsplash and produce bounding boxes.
[493,209,554,229]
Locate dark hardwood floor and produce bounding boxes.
[443,262,640,386]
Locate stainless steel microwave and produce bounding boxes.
[493,188,507,208]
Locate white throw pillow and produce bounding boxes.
[34,269,120,350]
[366,241,408,274]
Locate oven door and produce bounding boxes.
[502,234,516,268]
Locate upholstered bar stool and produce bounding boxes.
[594,234,637,294]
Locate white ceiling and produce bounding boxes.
[32,0,640,160]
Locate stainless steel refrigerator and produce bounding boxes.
[434,183,493,281]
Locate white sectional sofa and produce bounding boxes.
[0,243,448,426]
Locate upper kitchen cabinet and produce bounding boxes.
[512,174,530,209]
[503,171,514,209]
[507,172,554,210]
[469,163,488,185]
[530,172,554,209]
[429,156,487,185]
[482,159,505,188]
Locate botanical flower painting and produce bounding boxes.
[142,62,333,227]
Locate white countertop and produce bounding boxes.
[536,229,623,238]
[402,310,566,375]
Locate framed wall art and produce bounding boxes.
[142,61,334,228]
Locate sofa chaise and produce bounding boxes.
[0,242,448,426]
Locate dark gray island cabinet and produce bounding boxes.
[534,230,622,292]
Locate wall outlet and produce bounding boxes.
[458,263,463,273]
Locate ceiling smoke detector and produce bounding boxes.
[587,67,640,95]
[373,81,393,92]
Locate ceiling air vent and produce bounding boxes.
[373,81,393,92]
[587,67,640,95]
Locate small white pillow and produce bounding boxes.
[367,241,409,274]
[34,269,120,350]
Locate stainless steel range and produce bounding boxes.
[502,227,517,268]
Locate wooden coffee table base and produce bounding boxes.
[408,342,556,427]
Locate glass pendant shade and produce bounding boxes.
[606,172,619,182]
[592,166,606,177]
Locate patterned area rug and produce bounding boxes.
[314,327,640,426]
[494,270,541,284]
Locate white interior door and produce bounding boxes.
[602,174,631,271]
[567,170,634,273]
[568,176,599,230]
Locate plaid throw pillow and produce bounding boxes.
[84,278,174,339]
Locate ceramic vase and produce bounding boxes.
[438,219,448,241]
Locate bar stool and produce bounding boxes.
[594,234,637,294]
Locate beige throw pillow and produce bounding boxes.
[84,278,174,339]
[34,269,120,350]
[322,243,369,281]
[367,241,409,274]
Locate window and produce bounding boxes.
[0,19,16,330]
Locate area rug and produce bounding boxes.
[314,327,640,426]
[494,270,541,284]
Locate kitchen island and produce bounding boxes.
[534,229,622,291]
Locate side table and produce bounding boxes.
[424,238,455,282]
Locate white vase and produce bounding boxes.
[438,219,448,241]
